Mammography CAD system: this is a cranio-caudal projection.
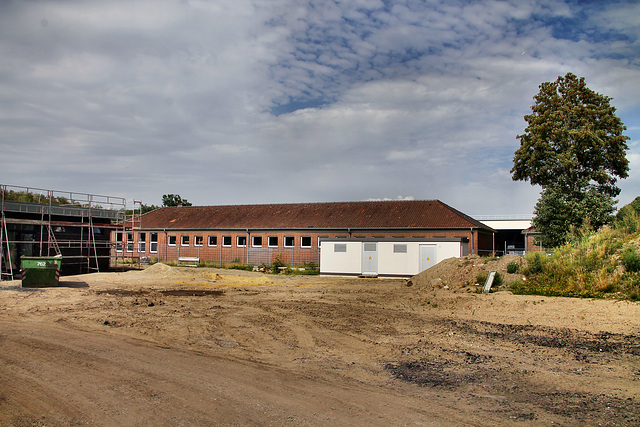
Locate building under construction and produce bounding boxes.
[0,185,138,280]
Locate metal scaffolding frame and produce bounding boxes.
[0,184,138,280]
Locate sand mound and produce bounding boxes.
[139,262,174,277]
[409,254,525,290]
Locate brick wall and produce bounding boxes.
[113,228,491,266]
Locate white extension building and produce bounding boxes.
[319,237,468,278]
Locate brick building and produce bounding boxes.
[118,200,495,267]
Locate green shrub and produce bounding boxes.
[271,254,286,274]
[507,261,519,274]
[493,272,503,287]
[622,249,640,273]
[476,272,487,285]
[524,251,546,275]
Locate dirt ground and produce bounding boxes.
[1,260,639,426]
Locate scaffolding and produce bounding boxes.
[0,184,139,281]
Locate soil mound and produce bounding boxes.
[140,262,174,277]
[409,254,525,291]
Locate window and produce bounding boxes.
[208,236,217,246]
[115,232,123,252]
[138,232,146,252]
[237,236,247,247]
[222,236,232,247]
[194,236,203,246]
[334,243,347,253]
[364,243,377,252]
[181,235,190,246]
[284,236,294,247]
[127,232,133,252]
[268,236,278,247]
[252,236,262,247]
[301,236,312,248]
[150,233,158,253]
[168,235,177,246]
[393,244,408,253]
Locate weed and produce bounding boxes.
[507,261,519,274]
[621,249,640,273]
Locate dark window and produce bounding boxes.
[208,236,217,246]
[168,235,177,246]
[301,236,312,247]
[138,232,146,252]
[222,236,231,247]
[195,236,203,246]
[150,233,158,253]
[116,232,123,252]
[284,236,294,247]
[237,236,247,247]
[181,235,189,246]
[268,236,278,247]
[252,236,262,247]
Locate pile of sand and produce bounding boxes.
[409,254,526,291]
[138,262,174,277]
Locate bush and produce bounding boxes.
[621,249,640,273]
[507,261,519,274]
[271,254,286,274]
[524,251,546,275]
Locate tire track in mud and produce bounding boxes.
[385,318,640,424]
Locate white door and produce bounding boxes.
[362,242,378,275]
[419,245,437,272]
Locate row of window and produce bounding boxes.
[116,232,315,252]
[167,235,314,248]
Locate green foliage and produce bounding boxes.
[162,194,192,207]
[615,198,640,233]
[507,261,519,274]
[512,73,629,247]
[271,254,286,274]
[140,204,159,214]
[523,251,546,275]
[2,190,82,207]
[476,272,487,284]
[512,225,640,299]
[621,248,640,273]
[533,185,615,247]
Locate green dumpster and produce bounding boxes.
[20,256,62,287]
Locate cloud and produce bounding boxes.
[0,0,638,216]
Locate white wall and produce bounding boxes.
[320,239,463,277]
[320,241,362,275]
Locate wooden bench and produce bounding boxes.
[177,257,200,267]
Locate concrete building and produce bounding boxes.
[319,237,467,277]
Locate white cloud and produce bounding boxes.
[0,0,638,215]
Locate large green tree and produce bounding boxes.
[511,72,629,246]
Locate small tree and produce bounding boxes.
[162,194,192,207]
[512,73,629,246]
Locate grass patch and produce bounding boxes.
[511,225,640,300]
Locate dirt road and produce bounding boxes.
[1,264,639,425]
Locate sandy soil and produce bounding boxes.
[0,261,639,426]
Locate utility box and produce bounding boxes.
[20,255,62,287]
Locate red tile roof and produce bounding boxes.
[139,200,491,231]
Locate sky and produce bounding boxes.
[1,0,639,216]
